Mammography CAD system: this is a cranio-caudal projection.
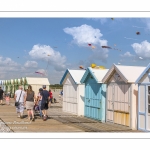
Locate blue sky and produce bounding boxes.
[1,18,150,84]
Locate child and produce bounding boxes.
[5,93,10,105]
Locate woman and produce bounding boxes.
[25,85,36,121]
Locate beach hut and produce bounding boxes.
[10,79,15,97]
[23,77,50,95]
[102,64,146,130]
[135,63,150,131]
[80,67,109,122]
[60,69,86,116]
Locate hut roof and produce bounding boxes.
[102,64,146,83]
[135,63,150,84]
[60,69,86,85]
[80,67,109,83]
[25,77,50,85]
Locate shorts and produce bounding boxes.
[0,97,3,100]
[41,101,48,110]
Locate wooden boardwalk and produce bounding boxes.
[0,96,143,133]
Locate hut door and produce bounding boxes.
[146,85,150,131]
[106,84,114,123]
[85,83,101,121]
[113,83,130,126]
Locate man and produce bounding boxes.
[0,87,4,105]
[14,86,26,118]
[41,85,50,121]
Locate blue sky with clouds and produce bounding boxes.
[1,18,150,84]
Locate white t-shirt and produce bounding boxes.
[15,89,26,103]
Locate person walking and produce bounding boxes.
[40,85,50,121]
[37,88,43,118]
[49,89,53,107]
[0,87,4,105]
[5,93,10,105]
[14,86,26,118]
[25,85,36,121]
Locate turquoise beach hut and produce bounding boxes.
[80,67,108,122]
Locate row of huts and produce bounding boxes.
[0,77,50,97]
[60,63,150,132]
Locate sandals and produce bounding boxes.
[32,118,35,121]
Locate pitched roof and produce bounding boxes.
[25,77,50,85]
[135,63,150,84]
[80,67,109,83]
[102,64,146,83]
[60,69,86,85]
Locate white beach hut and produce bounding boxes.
[135,63,150,131]
[60,69,86,116]
[102,64,146,130]
[24,77,50,95]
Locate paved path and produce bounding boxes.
[0,93,143,133]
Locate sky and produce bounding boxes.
[1,18,150,84]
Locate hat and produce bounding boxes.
[42,85,46,88]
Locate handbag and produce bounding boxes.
[15,90,22,106]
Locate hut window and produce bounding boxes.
[149,86,150,94]
[148,86,150,113]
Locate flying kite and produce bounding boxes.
[47,54,50,56]
[136,31,140,35]
[35,69,47,76]
[101,46,121,51]
[88,44,92,46]
[111,18,114,20]
[91,63,106,69]
[79,66,86,70]
[91,45,96,49]
[118,62,121,65]
[124,37,138,40]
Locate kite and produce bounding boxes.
[111,18,114,20]
[91,63,96,68]
[47,54,50,56]
[139,57,143,59]
[53,46,57,48]
[136,31,140,35]
[132,25,145,29]
[90,63,106,69]
[102,46,121,51]
[124,37,138,40]
[79,66,86,70]
[35,69,47,76]
[88,44,92,46]
[118,62,121,65]
[91,45,96,49]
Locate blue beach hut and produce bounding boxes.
[80,67,108,122]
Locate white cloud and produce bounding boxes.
[131,40,150,58]
[64,24,109,62]
[120,52,135,57]
[64,24,107,46]
[0,56,19,67]
[24,61,38,68]
[28,44,67,71]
